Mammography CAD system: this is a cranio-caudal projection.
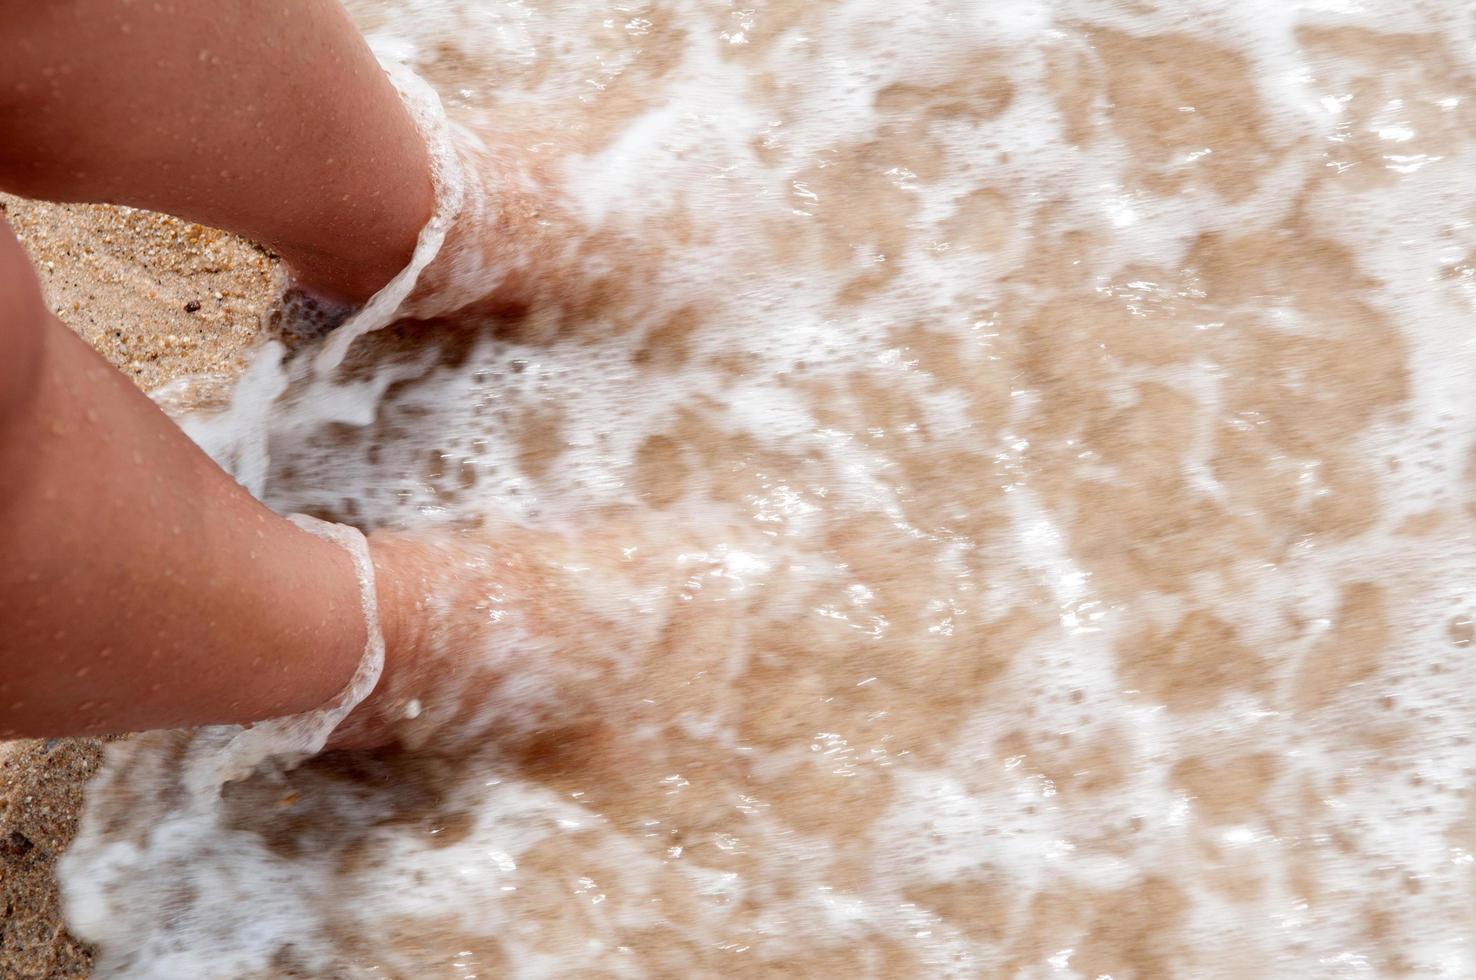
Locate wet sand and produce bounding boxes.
[0,194,274,978]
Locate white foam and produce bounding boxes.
[61,0,1476,974]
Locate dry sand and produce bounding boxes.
[0,193,277,978]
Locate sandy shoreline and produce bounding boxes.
[0,194,277,978]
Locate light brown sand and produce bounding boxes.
[0,193,277,978]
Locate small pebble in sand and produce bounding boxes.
[2,831,35,857]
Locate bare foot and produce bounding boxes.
[327,510,772,754]
[395,126,572,322]
[328,515,724,752]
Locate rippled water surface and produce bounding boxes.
[62,1,1476,976]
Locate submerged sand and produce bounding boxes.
[0,194,274,978]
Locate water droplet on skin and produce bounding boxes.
[1447,615,1473,647]
[74,666,91,679]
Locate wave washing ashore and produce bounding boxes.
[55,0,1476,976]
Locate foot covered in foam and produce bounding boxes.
[326,515,766,754]
[394,125,571,324]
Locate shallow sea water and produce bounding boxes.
[60,0,1476,976]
